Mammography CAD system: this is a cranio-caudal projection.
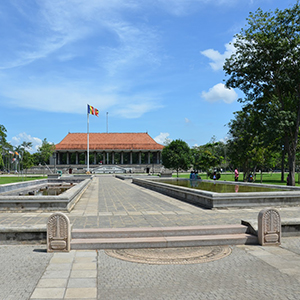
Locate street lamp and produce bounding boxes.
[53,152,57,174]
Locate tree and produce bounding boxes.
[192,141,224,174]
[224,2,300,185]
[227,102,285,182]
[0,125,8,169]
[162,139,193,177]
[15,142,33,172]
[227,107,259,180]
[36,138,55,165]
[22,150,34,172]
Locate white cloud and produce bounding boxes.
[201,39,236,71]
[10,132,43,153]
[201,83,238,104]
[219,136,229,143]
[154,132,171,145]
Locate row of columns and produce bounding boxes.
[54,151,161,165]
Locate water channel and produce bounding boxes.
[157,179,288,193]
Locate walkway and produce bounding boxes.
[1,175,300,299]
[1,175,300,230]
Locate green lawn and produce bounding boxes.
[173,172,300,186]
[0,176,46,185]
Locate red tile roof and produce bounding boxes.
[55,133,164,151]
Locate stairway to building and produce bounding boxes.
[70,224,258,250]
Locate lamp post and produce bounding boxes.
[53,152,56,174]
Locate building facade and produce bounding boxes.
[53,132,164,171]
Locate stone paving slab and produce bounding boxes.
[30,250,97,300]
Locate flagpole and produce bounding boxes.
[106,112,108,133]
[87,108,90,173]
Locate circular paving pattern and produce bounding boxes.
[105,246,232,265]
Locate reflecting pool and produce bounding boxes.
[157,179,287,193]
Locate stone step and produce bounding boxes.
[70,233,258,250]
[72,224,249,239]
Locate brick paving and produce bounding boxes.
[1,175,300,299]
[0,245,52,300]
[97,243,300,300]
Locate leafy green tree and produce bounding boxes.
[162,139,193,177]
[0,125,8,169]
[15,142,33,172]
[22,150,34,172]
[227,104,281,181]
[36,138,55,165]
[227,106,263,181]
[224,2,300,185]
[192,141,224,174]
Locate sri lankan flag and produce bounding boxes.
[87,104,99,117]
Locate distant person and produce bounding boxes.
[213,171,217,180]
[248,174,253,182]
[190,171,195,180]
[235,168,239,181]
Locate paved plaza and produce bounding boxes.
[1,175,300,299]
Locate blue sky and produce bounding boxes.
[0,0,294,153]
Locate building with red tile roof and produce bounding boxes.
[54,132,164,170]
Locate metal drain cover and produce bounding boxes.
[105,246,232,265]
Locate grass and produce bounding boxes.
[172,172,300,186]
[0,176,46,185]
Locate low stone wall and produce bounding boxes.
[0,227,47,243]
[0,179,48,194]
[132,178,300,209]
[0,177,92,212]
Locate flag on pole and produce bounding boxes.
[87,104,99,117]
[15,151,19,156]
[9,151,14,154]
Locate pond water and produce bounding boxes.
[157,179,287,193]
